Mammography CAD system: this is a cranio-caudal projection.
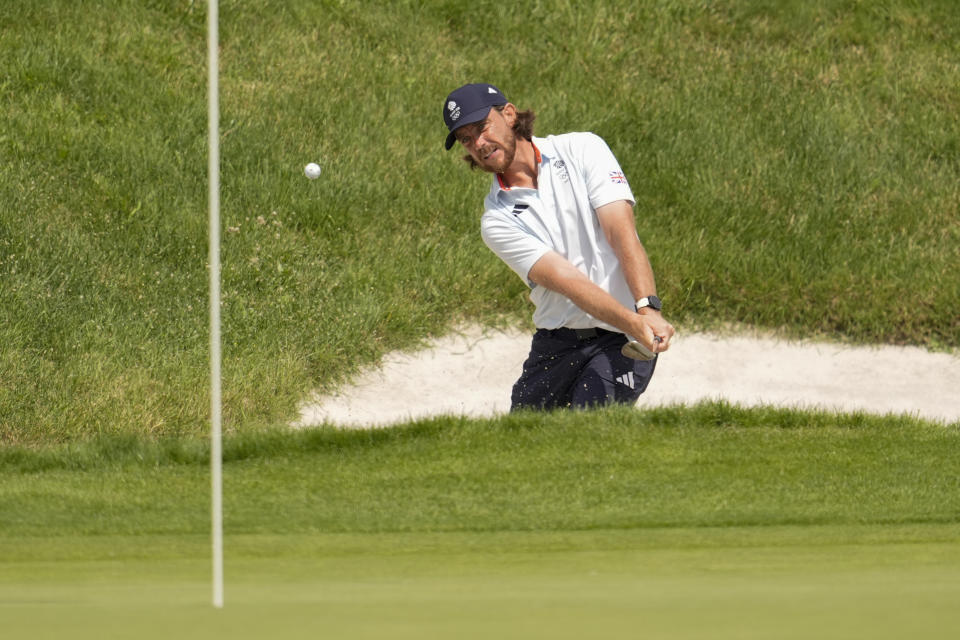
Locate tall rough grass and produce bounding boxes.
[1,0,958,443]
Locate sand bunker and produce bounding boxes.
[295,326,960,428]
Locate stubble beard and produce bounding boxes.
[479,130,517,174]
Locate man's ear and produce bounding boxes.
[502,103,518,126]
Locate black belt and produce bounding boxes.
[543,327,618,341]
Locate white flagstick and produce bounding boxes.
[207,0,224,609]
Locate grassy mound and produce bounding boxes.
[2,0,958,442]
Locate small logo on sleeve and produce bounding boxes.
[510,203,530,216]
[609,171,628,185]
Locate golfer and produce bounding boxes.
[442,83,675,411]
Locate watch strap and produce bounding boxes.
[635,295,662,311]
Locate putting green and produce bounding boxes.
[3,524,958,639]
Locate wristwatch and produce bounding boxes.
[635,295,662,312]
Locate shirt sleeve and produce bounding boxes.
[577,132,635,210]
[480,211,552,287]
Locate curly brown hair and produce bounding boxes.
[462,106,536,169]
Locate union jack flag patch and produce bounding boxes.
[609,171,628,184]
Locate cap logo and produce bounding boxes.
[488,86,498,94]
[447,101,461,122]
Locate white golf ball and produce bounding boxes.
[304,162,322,179]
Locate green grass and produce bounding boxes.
[2,0,959,442]
[3,405,959,537]
[3,527,960,639]
[2,405,959,638]
[4,4,959,634]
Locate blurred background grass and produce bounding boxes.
[1,0,958,443]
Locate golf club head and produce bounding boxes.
[621,340,656,361]
[621,336,663,361]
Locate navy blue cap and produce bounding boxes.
[442,83,508,150]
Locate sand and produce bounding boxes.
[295,326,960,428]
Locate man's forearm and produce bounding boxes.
[529,250,675,351]
[595,200,660,302]
[528,251,645,336]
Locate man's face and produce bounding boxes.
[454,105,517,173]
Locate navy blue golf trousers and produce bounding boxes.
[510,327,657,411]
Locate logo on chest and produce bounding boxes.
[553,159,570,183]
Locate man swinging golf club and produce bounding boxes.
[442,83,675,410]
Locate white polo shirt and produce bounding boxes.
[480,132,636,330]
